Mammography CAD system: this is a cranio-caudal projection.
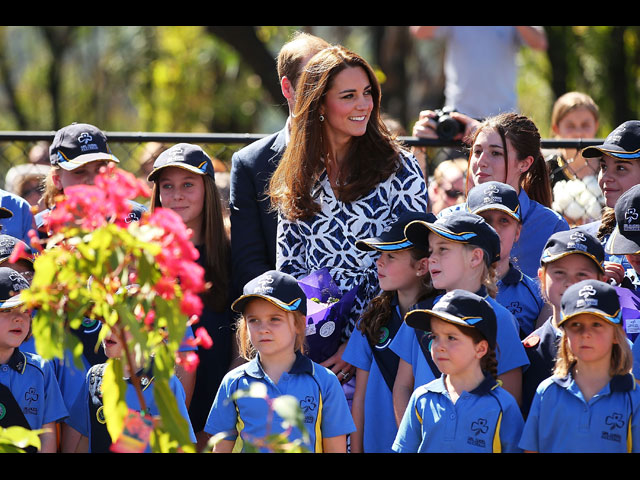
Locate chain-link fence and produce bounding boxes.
[0,132,605,226]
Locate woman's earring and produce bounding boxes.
[319,114,325,122]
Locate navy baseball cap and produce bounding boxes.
[466,181,521,222]
[147,143,215,182]
[540,229,605,273]
[0,235,34,266]
[231,270,307,315]
[606,184,640,255]
[0,267,30,311]
[49,123,120,171]
[405,289,497,349]
[405,211,501,264]
[355,211,436,252]
[581,120,640,160]
[559,279,622,327]
[0,207,12,219]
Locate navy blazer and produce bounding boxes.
[229,128,287,296]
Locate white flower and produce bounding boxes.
[552,177,604,222]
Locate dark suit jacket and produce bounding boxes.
[229,128,287,296]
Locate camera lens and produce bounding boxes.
[436,114,462,141]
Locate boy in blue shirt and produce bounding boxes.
[0,266,67,452]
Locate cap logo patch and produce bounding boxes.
[568,231,588,251]
[77,132,99,153]
[482,184,502,204]
[624,208,640,231]
[253,274,274,295]
[576,284,598,308]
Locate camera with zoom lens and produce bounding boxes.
[434,107,465,142]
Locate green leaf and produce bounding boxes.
[102,358,129,442]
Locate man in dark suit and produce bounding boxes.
[229,32,330,295]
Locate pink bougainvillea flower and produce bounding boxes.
[175,351,199,373]
[180,292,203,319]
[194,327,213,349]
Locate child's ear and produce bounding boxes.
[416,257,429,276]
[470,247,485,268]
[475,339,489,359]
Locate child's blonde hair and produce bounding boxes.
[554,320,633,378]
[235,304,307,361]
[462,243,499,298]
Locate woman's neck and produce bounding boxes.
[495,255,511,280]
[187,221,203,246]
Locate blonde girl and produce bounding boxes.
[204,270,355,453]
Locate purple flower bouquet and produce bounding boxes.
[614,286,640,342]
[298,268,358,363]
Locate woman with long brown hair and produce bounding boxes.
[269,45,429,388]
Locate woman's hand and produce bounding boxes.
[320,341,355,384]
[412,109,479,141]
[603,260,626,285]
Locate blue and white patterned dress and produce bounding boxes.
[276,151,429,342]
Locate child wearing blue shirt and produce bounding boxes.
[343,211,438,453]
[520,279,640,452]
[64,323,196,453]
[398,212,529,408]
[0,267,67,453]
[204,270,355,453]
[392,290,524,453]
[466,181,544,338]
[521,229,607,418]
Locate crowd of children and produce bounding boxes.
[3,34,640,453]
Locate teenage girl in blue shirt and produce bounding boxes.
[342,211,437,453]
[438,112,569,279]
[396,212,529,410]
[520,279,640,453]
[204,270,355,453]
[577,120,640,289]
[466,181,544,338]
[392,290,524,453]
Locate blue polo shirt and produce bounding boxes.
[519,372,640,452]
[496,263,545,338]
[67,364,195,452]
[342,295,403,453]
[440,189,569,279]
[0,348,68,429]
[632,340,640,379]
[392,373,524,453]
[204,351,355,453]
[0,189,35,244]
[521,317,561,418]
[391,289,529,389]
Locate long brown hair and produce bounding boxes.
[151,173,230,312]
[269,45,402,221]
[467,112,552,208]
